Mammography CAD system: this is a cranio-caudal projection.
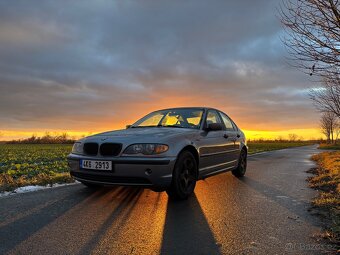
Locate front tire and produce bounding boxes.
[232,149,247,177]
[166,151,197,200]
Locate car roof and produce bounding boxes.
[157,107,219,112]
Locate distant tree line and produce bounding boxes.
[7,132,76,144]
[247,135,320,143]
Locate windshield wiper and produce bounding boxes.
[130,125,161,128]
[160,125,186,128]
[131,125,187,128]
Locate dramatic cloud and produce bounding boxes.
[0,0,319,137]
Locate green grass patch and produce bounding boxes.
[248,141,313,154]
[318,143,340,150]
[0,144,73,192]
[309,151,340,245]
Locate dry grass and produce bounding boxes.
[310,151,340,245]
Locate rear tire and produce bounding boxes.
[81,181,101,189]
[166,151,197,200]
[232,149,247,177]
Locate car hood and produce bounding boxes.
[83,127,199,143]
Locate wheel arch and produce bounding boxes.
[177,145,200,177]
[241,144,248,154]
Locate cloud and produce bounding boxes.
[0,0,319,134]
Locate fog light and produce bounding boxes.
[145,168,152,175]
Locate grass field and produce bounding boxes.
[318,143,340,150]
[310,151,340,244]
[0,144,73,192]
[247,141,313,154]
[0,141,314,192]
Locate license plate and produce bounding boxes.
[80,160,112,171]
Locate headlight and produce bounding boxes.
[72,142,83,154]
[123,144,169,155]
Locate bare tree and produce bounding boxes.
[280,0,340,78]
[334,117,340,143]
[320,112,338,143]
[310,75,340,118]
[321,115,331,143]
[288,133,298,141]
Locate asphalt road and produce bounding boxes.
[0,145,334,254]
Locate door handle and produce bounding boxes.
[236,134,241,138]
[223,134,229,139]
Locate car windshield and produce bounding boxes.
[131,108,204,129]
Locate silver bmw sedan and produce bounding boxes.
[68,107,247,200]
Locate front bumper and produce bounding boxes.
[67,154,176,189]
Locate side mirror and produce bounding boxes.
[126,124,132,129]
[206,123,223,131]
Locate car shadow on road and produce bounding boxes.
[77,187,143,254]
[240,176,322,228]
[0,187,118,254]
[160,193,222,255]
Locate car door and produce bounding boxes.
[198,110,235,176]
[219,111,240,165]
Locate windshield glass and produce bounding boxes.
[132,108,204,129]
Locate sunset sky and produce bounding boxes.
[0,0,323,141]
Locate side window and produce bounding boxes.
[220,112,234,131]
[206,110,222,126]
[231,121,239,131]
